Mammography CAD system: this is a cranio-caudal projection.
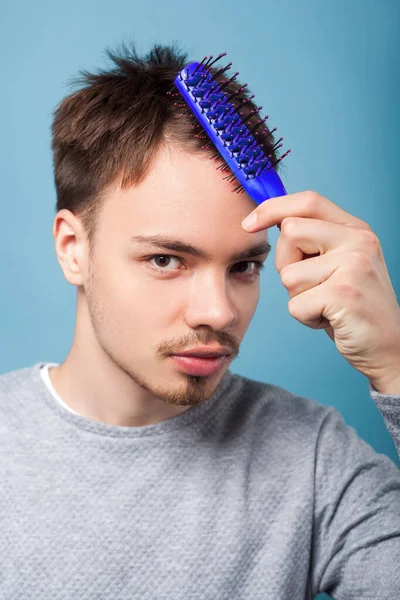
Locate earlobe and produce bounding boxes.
[53,209,87,286]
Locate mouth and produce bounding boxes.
[172,346,231,359]
[170,354,230,376]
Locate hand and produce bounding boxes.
[241,191,400,394]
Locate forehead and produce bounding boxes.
[101,144,269,250]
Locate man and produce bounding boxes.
[1,42,399,599]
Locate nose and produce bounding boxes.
[184,272,239,332]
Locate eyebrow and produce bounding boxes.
[128,234,271,262]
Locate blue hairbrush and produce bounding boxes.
[173,53,290,206]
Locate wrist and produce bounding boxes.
[370,373,400,395]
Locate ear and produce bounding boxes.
[53,210,88,286]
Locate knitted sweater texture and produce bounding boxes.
[1,363,399,599]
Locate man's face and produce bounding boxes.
[84,143,270,406]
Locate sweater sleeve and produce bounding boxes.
[311,407,400,598]
[369,380,400,458]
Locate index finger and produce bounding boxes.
[242,190,371,232]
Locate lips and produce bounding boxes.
[170,354,229,376]
[173,347,231,358]
[176,353,227,358]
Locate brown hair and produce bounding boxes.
[51,42,280,241]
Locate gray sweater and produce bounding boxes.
[1,362,399,599]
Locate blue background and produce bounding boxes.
[1,1,399,597]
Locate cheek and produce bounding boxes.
[241,289,260,323]
[227,278,260,328]
[91,258,176,329]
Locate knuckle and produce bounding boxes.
[302,191,320,213]
[356,218,373,232]
[288,299,299,318]
[360,229,380,251]
[280,217,298,236]
[334,279,362,299]
[349,250,373,273]
[280,265,293,287]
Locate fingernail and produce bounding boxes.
[242,212,257,231]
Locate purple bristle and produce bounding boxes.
[210,62,233,82]
[205,52,227,70]
[173,54,290,203]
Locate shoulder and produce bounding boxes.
[220,370,336,446]
[229,370,332,421]
[225,371,399,473]
[0,363,43,406]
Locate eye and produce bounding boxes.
[232,261,265,276]
[147,255,182,271]
[145,255,264,278]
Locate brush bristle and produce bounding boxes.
[174,55,290,204]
